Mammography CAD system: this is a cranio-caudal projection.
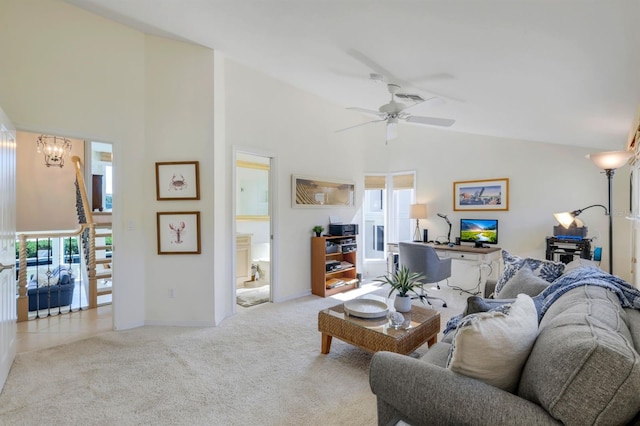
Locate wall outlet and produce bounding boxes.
[168,288,175,298]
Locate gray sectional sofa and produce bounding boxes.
[370,262,640,425]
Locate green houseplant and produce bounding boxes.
[377,266,424,312]
[312,225,324,237]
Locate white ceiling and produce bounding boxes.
[65,0,640,150]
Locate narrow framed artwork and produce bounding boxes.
[157,211,201,254]
[155,161,200,200]
[453,178,509,211]
[292,175,355,208]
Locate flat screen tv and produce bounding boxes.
[460,219,498,245]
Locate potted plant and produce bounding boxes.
[312,225,324,237]
[377,266,424,313]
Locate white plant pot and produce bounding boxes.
[394,294,412,313]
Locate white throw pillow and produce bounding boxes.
[446,294,539,393]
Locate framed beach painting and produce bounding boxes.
[157,211,201,254]
[292,175,355,208]
[453,178,509,211]
[155,161,200,200]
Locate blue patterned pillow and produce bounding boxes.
[495,250,565,295]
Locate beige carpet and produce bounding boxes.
[0,283,466,426]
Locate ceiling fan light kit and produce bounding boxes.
[337,81,456,143]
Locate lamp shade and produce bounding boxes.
[587,150,633,170]
[553,212,575,228]
[409,203,428,219]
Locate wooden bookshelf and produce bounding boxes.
[311,236,358,297]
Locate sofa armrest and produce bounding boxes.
[370,351,559,426]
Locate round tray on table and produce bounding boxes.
[343,299,389,319]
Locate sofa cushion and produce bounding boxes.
[446,294,539,393]
[496,263,550,299]
[519,286,640,426]
[495,250,564,295]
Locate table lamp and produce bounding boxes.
[409,204,428,242]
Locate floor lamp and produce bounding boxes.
[587,150,634,273]
[409,204,427,242]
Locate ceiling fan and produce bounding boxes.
[337,83,455,143]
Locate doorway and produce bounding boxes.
[234,151,273,308]
[87,141,114,306]
[0,107,17,392]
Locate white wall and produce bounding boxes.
[0,0,147,329]
[224,60,367,300]
[361,122,631,279]
[2,1,219,327]
[15,131,84,232]
[143,35,215,326]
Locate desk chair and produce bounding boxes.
[398,242,450,307]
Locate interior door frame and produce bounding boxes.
[0,106,17,392]
[231,146,278,311]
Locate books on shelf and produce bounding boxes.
[326,277,358,289]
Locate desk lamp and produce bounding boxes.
[553,204,608,230]
[409,204,427,242]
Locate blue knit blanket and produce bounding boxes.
[443,267,640,336]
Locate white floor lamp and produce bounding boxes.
[587,150,634,273]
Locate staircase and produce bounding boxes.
[94,214,112,305]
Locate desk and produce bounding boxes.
[387,243,502,295]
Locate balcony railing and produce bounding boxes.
[16,225,102,321]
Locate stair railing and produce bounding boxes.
[16,227,88,322]
[72,156,99,309]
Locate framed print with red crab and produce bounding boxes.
[155,161,200,200]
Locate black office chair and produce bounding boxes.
[398,242,450,307]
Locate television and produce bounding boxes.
[460,219,498,245]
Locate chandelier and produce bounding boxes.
[36,135,72,167]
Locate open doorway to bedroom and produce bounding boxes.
[234,152,273,307]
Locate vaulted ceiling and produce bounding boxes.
[66,0,640,150]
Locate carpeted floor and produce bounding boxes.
[0,283,466,426]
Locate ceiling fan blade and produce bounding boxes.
[347,107,386,118]
[421,96,445,108]
[336,118,386,133]
[405,115,456,127]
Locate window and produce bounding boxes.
[363,172,415,261]
[105,165,112,210]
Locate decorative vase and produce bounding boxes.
[394,294,412,313]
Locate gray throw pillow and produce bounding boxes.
[496,263,549,299]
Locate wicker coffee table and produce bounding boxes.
[318,295,440,355]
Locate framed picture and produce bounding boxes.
[157,211,201,254]
[453,178,509,211]
[155,161,200,200]
[292,175,355,208]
